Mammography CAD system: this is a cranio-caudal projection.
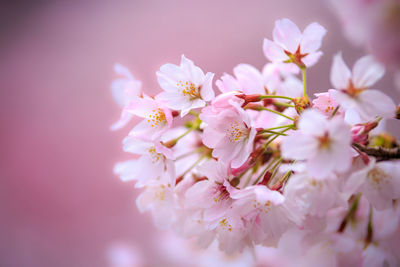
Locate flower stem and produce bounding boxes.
[252,158,279,186]
[264,124,295,131]
[338,193,362,232]
[274,101,295,108]
[364,204,373,248]
[301,67,307,97]
[263,125,294,147]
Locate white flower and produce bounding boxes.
[114,137,175,187]
[156,55,214,117]
[329,53,396,123]
[344,159,400,210]
[281,109,352,178]
[263,18,327,68]
[110,64,142,130]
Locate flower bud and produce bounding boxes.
[351,120,378,145]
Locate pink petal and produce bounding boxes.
[233,64,264,94]
[352,55,385,88]
[110,110,133,131]
[300,22,327,54]
[180,55,205,86]
[330,52,351,90]
[263,38,288,62]
[357,90,396,119]
[281,131,318,160]
[114,63,134,80]
[159,63,186,82]
[199,72,215,101]
[216,74,241,93]
[298,109,327,136]
[273,18,302,53]
[302,51,323,68]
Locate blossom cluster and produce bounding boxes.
[111,18,400,266]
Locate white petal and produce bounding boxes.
[281,131,318,160]
[357,90,396,120]
[307,149,335,179]
[156,71,180,93]
[330,52,351,90]
[233,64,264,94]
[263,38,288,62]
[159,63,186,81]
[216,74,241,93]
[110,110,133,131]
[114,63,133,80]
[180,55,205,85]
[199,72,215,101]
[352,55,385,88]
[300,22,327,54]
[123,136,152,155]
[273,18,302,52]
[298,109,327,136]
[114,160,138,182]
[302,51,323,68]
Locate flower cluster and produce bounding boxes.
[111,18,400,266]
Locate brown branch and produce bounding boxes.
[352,143,400,161]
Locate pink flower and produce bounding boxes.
[329,53,396,122]
[281,109,352,178]
[114,137,175,187]
[136,180,177,229]
[200,96,257,168]
[184,160,234,222]
[262,62,303,98]
[125,95,173,141]
[312,92,342,117]
[110,64,142,131]
[228,185,301,246]
[216,64,265,95]
[263,18,327,68]
[344,159,400,210]
[156,55,214,117]
[284,172,343,218]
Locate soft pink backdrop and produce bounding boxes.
[0,1,399,266]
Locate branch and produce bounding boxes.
[352,143,400,161]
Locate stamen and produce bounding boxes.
[148,108,166,128]
[177,80,199,99]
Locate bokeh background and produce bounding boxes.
[0,0,399,266]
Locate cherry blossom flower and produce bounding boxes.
[123,95,173,141]
[229,185,301,246]
[216,64,265,95]
[114,136,175,187]
[184,160,234,223]
[329,53,396,122]
[262,62,303,97]
[263,18,327,68]
[284,172,343,218]
[281,109,352,178]
[157,55,215,117]
[200,96,257,168]
[312,92,342,117]
[344,159,400,210]
[110,64,142,130]
[136,180,177,229]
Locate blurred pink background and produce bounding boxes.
[0,1,399,266]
